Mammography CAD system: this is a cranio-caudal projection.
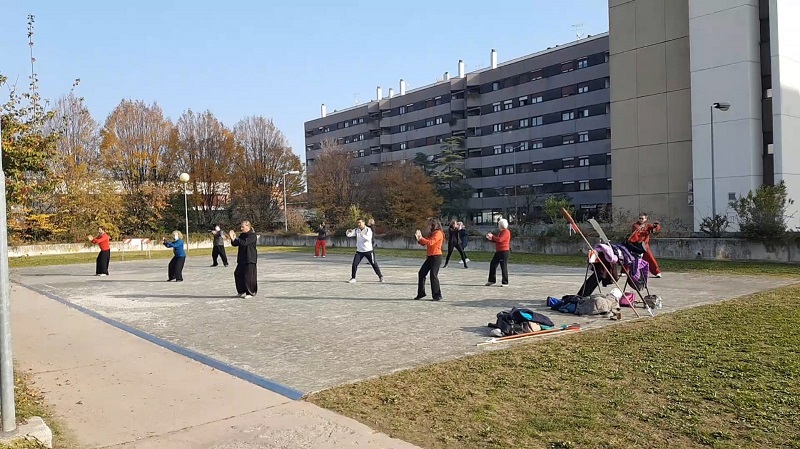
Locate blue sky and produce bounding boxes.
[0,0,609,160]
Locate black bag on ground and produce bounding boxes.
[510,307,555,327]
[494,311,525,336]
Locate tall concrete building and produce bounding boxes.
[609,0,800,230]
[305,35,611,224]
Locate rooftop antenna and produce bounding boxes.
[572,23,585,41]
[353,93,360,105]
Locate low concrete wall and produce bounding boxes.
[257,235,800,263]
[9,239,216,258]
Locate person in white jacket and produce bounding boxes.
[346,219,384,283]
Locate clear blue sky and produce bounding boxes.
[0,0,609,160]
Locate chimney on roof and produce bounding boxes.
[321,103,327,118]
[376,86,382,101]
[443,71,449,81]
[400,79,406,95]
[458,60,465,78]
[389,88,394,98]
[490,49,497,69]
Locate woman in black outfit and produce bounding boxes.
[443,220,468,268]
[229,220,258,298]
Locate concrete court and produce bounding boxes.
[12,251,796,395]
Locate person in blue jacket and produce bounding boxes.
[163,230,186,281]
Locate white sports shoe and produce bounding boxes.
[99,274,108,277]
[244,294,253,299]
[458,260,463,264]
[654,273,662,278]
[465,258,471,263]
[348,278,357,283]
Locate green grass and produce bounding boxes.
[309,283,800,449]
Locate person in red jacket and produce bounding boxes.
[87,226,111,276]
[630,212,662,278]
[485,218,511,287]
[414,218,444,301]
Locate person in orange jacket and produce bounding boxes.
[87,226,111,276]
[485,218,511,287]
[630,212,662,278]
[414,218,444,301]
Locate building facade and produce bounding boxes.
[609,0,800,230]
[305,34,611,224]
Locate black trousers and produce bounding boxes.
[212,245,228,266]
[578,273,600,296]
[351,251,382,279]
[96,250,110,275]
[234,263,258,295]
[417,255,442,299]
[488,251,510,284]
[444,242,468,266]
[168,256,186,281]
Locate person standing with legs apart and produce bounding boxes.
[457,221,471,265]
[630,213,662,277]
[485,218,511,287]
[163,231,186,281]
[414,219,444,301]
[346,219,384,283]
[443,220,468,268]
[229,220,258,298]
[314,222,328,257]
[88,226,111,276]
[210,225,228,267]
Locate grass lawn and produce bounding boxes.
[309,284,800,449]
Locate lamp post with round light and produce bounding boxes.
[283,170,301,232]
[710,102,730,218]
[179,172,190,250]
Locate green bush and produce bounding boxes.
[730,181,793,243]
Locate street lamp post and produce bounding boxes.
[179,173,190,250]
[710,102,730,217]
[283,170,301,232]
[0,116,16,432]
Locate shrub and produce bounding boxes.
[699,214,729,238]
[730,181,794,243]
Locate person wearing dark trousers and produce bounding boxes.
[457,221,471,265]
[485,218,511,287]
[443,220,468,268]
[163,231,186,281]
[229,220,258,298]
[88,226,111,276]
[346,219,384,283]
[314,222,328,257]
[210,225,228,267]
[414,218,444,301]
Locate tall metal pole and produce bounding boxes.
[710,105,716,218]
[183,184,189,250]
[283,173,288,232]
[0,118,18,432]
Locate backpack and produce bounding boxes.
[494,311,525,336]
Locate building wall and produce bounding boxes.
[608,0,694,227]
[689,0,763,229]
[769,0,800,230]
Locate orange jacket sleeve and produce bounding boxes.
[418,230,443,247]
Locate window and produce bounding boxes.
[531,70,543,80]
[504,165,514,174]
[563,135,576,145]
[519,118,529,128]
[435,96,442,105]
[579,181,590,191]
[494,167,503,176]
[531,139,543,149]
[578,83,589,94]
[579,157,589,167]
[359,134,365,141]
[579,108,590,118]
[400,142,407,150]
[359,166,365,173]
[472,189,484,198]
[352,119,358,125]
[493,102,501,112]
[492,82,500,91]
[577,58,588,69]
[493,123,502,133]
[400,124,407,132]
[563,158,576,168]
[504,100,513,110]
[562,85,576,97]
[562,111,575,121]
[519,141,529,151]
[579,131,589,142]
[532,116,543,126]
[561,61,574,73]
[532,162,543,172]
[358,149,366,157]
[435,116,443,125]
[324,126,330,132]
[519,96,528,107]
[532,95,543,103]
[426,119,434,127]
[504,122,514,131]
[345,137,351,143]
[344,121,350,128]
[493,145,502,155]
[359,118,365,124]
[504,144,515,153]
[399,106,406,114]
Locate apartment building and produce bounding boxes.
[609,0,800,230]
[304,34,611,224]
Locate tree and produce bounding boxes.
[174,110,236,227]
[47,90,100,174]
[99,99,176,235]
[230,116,303,229]
[730,181,794,243]
[543,194,574,224]
[414,137,472,219]
[308,139,361,230]
[364,164,443,230]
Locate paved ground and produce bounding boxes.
[11,286,421,449]
[13,252,796,395]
